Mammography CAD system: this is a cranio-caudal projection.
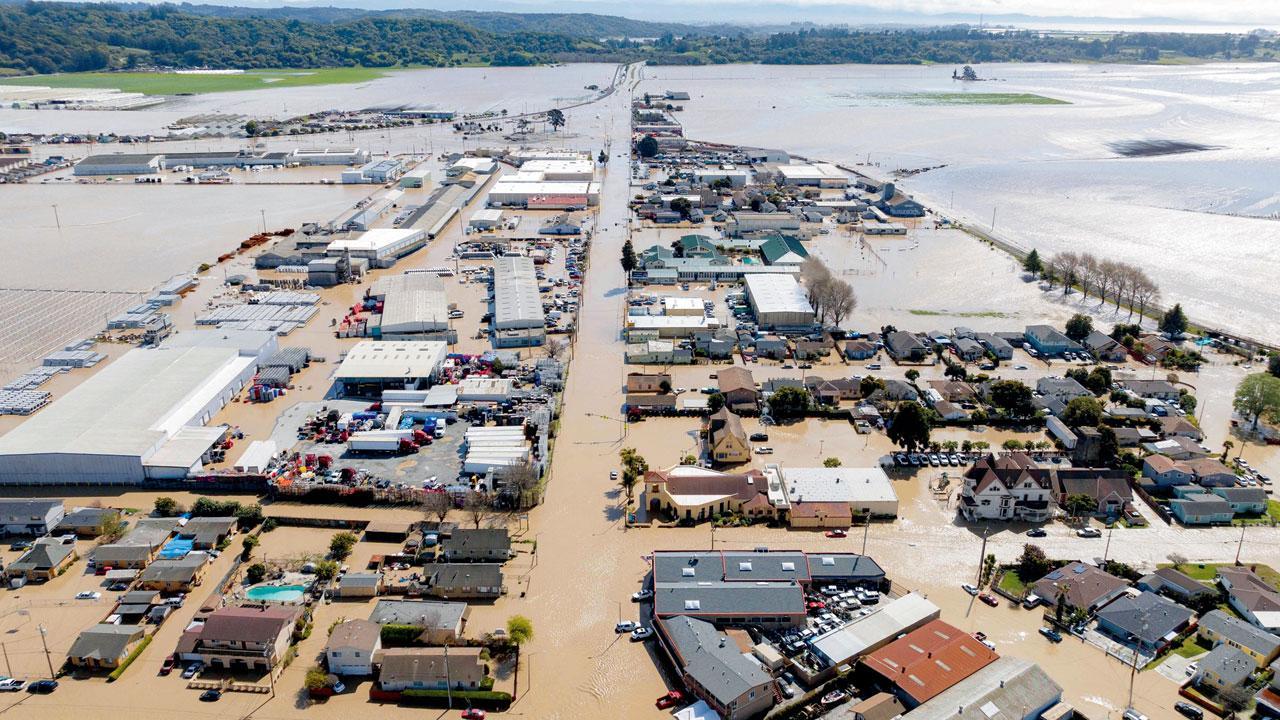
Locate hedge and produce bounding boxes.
[400,688,512,710]
[107,634,153,682]
[380,624,424,646]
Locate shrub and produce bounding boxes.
[107,634,153,682]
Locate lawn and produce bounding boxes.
[997,570,1028,596]
[875,92,1070,106]
[0,67,391,96]
[1173,633,1214,659]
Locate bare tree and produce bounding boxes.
[544,338,567,361]
[464,491,494,529]
[1096,258,1120,308]
[504,460,542,509]
[800,257,833,319]
[823,278,857,329]
[1134,274,1161,322]
[422,492,451,524]
[1053,251,1080,296]
[1077,253,1099,301]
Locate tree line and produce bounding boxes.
[800,257,857,328]
[1029,250,1162,321]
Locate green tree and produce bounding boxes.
[328,531,358,560]
[636,135,659,158]
[1022,249,1043,275]
[768,386,811,420]
[246,562,267,584]
[1097,425,1119,466]
[1061,396,1103,428]
[669,197,692,219]
[153,496,179,517]
[944,362,968,381]
[240,533,260,561]
[823,457,842,468]
[545,108,565,131]
[507,615,534,698]
[304,666,329,691]
[1234,373,1280,430]
[620,238,636,277]
[243,119,260,136]
[905,369,920,383]
[618,447,649,504]
[706,392,725,413]
[1063,493,1096,518]
[1269,354,1280,379]
[681,454,697,466]
[314,559,339,581]
[1160,303,1188,337]
[859,376,885,398]
[989,380,1034,417]
[887,402,931,452]
[1017,544,1052,582]
[1064,313,1093,342]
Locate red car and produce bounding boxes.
[825,529,848,538]
[159,654,176,676]
[461,710,486,720]
[978,593,1000,607]
[806,601,826,610]
[656,691,685,710]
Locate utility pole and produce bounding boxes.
[975,525,989,585]
[260,209,267,233]
[445,642,452,710]
[862,515,870,555]
[1103,526,1114,565]
[1235,524,1246,565]
[1,643,10,677]
[51,204,61,230]
[37,625,54,679]
[991,206,998,232]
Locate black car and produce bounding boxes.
[1026,528,1047,538]
[200,689,222,702]
[750,433,769,442]
[27,680,57,694]
[1174,703,1203,720]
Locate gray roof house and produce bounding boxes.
[885,332,928,363]
[440,528,513,562]
[1196,644,1255,690]
[657,615,775,720]
[1197,609,1280,666]
[420,564,504,599]
[1095,591,1194,649]
[369,599,467,644]
[1036,377,1091,403]
[6,537,77,580]
[66,624,146,669]
[0,499,65,536]
[1083,330,1127,362]
[1137,568,1216,603]
[897,657,1063,720]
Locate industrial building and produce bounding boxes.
[0,347,256,484]
[777,162,848,187]
[334,340,448,396]
[492,256,545,348]
[162,150,288,169]
[399,165,432,188]
[72,153,162,176]
[744,274,816,329]
[463,426,532,478]
[326,228,427,268]
[517,159,595,181]
[289,148,369,166]
[469,208,505,230]
[764,464,899,525]
[162,329,279,361]
[487,180,600,208]
[343,158,404,184]
[370,273,455,342]
[694,168,751,187]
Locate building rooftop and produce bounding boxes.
[809,592,941,668]
[900,657,1062,720]
[660,615,771,709]
[863,619,999,705]
[334,340,447,380]
[744,274,814,316]
[493,255,544,330]
[779,466,898,505]
[375,273,450,335]
[369,599,467,629]
[1096,591,1194,647]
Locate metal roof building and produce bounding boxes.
[808,592,941,669]
[493,255,545,332]
[373,273,451,338]
[900,658,1063,720]
[327,228,426,265]
[73,153,162,176]
[334,341,448,395]
[744,274,815,329]
[0,347,255,484]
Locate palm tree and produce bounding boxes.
[506,615,533,698]
[1054,584,1069,624]
[1221,440,1234,462]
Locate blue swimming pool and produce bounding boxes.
[157,537,194,560]
[246,584,306,603]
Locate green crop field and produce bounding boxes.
[877,92,1070,106]
[0,67,390,96]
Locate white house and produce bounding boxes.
[959,454,1054,523]
[325,619,382,676]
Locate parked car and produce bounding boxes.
[26,680,57,694]
[461,709,487,720]
[630,626,653,641]
[1076,527,1102,538]
[825,529,847,539]
[1185,662,1198,677]
[181,662,204,679]
[979,593,1000,607]
[1174,703,1203,720]
[1039,627,1063,643]
[614,621,637,633]
[656,691,685,710]
[962,583,979,596]
[749,433,769,442]
[1026,528,1047,538]
[75,591,101,600]
[754,447,774,455]
[159,655,176,676]
[0,679,25,692]
[8,541,31,551]
[631,589,653,602]
[777,680,796,699]
[1123,709,1149,720]
[199,689,221,702]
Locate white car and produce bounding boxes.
[615,621,637,633]
[961,583,979,596]
[631,589,653,602]
[0,679,24,692]
[75,591,101,600]
[754,447,774,455]
[1076,527,1102,538]
[630,626,654,641]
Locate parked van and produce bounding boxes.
[434,418,447,439]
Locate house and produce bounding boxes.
[1137,568,1217,605]
[440,529,512,563]
[753,335,789,360]
[928,380,977,404]
[1032,562,1129,615]
[94,517,176,569]
[974,333,1014,360]
[0,499,65,536]
[707,408,751,465]
[844,339,878,360]
[885,332,928,363]
[137,552,208,591]
[959,453,1054,523]
[1024,325,1078,357]
[336,572,383,598]
[420,564,503,599]
[1142,455,1194,487]
[1036,377,1091,403]
[626,372,671,393]
[1053,468,1134,517]
[1143,436,1209,460]
[645,466,773,522]
[369,599,467,644]
[5,537,77,581]
[838,693,906,720]
[794,340,829,360]
[1122,379,1181,401]
[179,517,238,549]
[717,367,759,412]
[655,615,777,720]
[1183,458,1239,487]
[1095,591,1194,651]
[1197,610,1280,667]
[1171,493,1234,526]
[1083,330,1128,362]
[872,380,919,403]
[805,377,858,405]
[325,619,382,676]
[54,507,120,537]
[759,234,809,266]
[693,329,737,359]
[1113,427,1157,447]
[1159,415,1204,441]
[378,647,486,691]
[66,624,146,670]
[861,620,998,707]
[1219,567,1280,632]
[1211,486,1267,514]
[952,337,985,362]
[185,604,302,672]
[1195,644,1254,691]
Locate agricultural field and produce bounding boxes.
[0,67,390,95]
[876,92,1071,105]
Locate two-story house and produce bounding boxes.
[958,453,1054,523]
[182,605,302,672]
[440,529,513,563]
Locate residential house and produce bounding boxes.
[1159,415,1204,441]
[440,529,512,563]
[974,332,1014,360]
[420,564,503,600]
[336,572,384,598]
[1083,330,1128,362]
[693,329,736,359]
[753,335,789,360]
[180,517,238,549]
[5,537,77,581]
[1183,458,1239,487]
[54,507,120,537]
[137,553,208,592]
[656,615,777,720]
[1197,610,1280,667]
[325,619,382,676]
[794,339,829,360]
[1032,562,1129,615]
[1211,486,1267,514]
[1024,326,1079,357]
[844,340,877,360]
[1053,468,1134,517]
[717,367,759,412]
[885,332,929,363]
[1094,591,1194,651]
[805,377,858,406]
[928,380,977,404]
[1036,377,1092,404]
[66,624,147,670]
[94,518,176,569]
[378,647,486,691]
[368,599,467,644]
[1137,568,1217,606]
[1195,644,1254,692]
[1219,567,1280,632]
[1123,379,1181,401]
[1143,436,1209,460]
[184,604,302,672]
[861,619,999,707]
[838,693,906,720]
[1112,426,1154,447]
[959,453,1054,523]
[644,466,773,522]
[707,408,752,465]
[0,499,64,536]
[1142,455,1195,487]
[1171,493,1234,526]
[870,380,920,403]
[626,372,671,393]
[952,337,985,362]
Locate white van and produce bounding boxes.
[434,418,447,439]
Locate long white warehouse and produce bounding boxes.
[0,347,255,484]
[744,274,816,329]
[492,256,545,348]
[488,180,600,208]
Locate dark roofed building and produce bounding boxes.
[1032,562,1129,614]
[1137,568,1216,604]
[54,506,120,537]
[655,615,776,720]
[1095,591,1194,650]
[420,563,503,599]
[440,528,512,563]
[67,624,146,669]
[0,499,65,536]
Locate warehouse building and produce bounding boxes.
[399,165,432,188]
[694,168,751,187]
[487,180,600,208]
[517,159,595,181]
[371,273,455,342]
[161,150,287,169]
[326,228,426,268]
[334,341,448,397]
[0,347,255,485]
[777,162,848,187]
[745,274,816,329]
[73,153,163,176]
[492,256,545,348]
[343,158,404,184]
[289,148,370,166]
[764,464,899,526]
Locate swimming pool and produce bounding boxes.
[245,584,306,603]
[157,537,194,560]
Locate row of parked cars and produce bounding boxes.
[0,678,57,693]
[892,452,973,468]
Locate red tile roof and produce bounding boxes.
[862,619,998,704]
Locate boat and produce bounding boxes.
[821,690,849,706]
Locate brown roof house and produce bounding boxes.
[184,604,303,672]
[717,367,759,412]
[1032,562,1129,615]
[626,372,671,394]
[644,466,773,523]
[706,408,751,466]
[1052,468,1134,517]
[377,647,487,692]
[325,619,382,676]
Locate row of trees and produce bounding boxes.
[1040,251,1162,320]
[800,257,857,328]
